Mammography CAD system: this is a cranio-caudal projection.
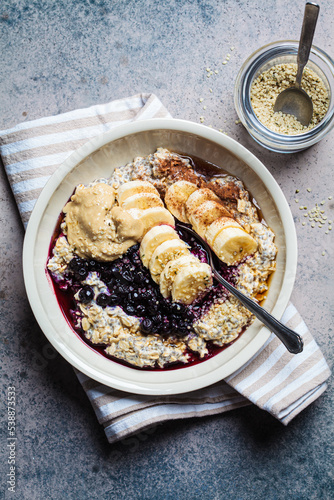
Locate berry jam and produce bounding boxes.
[47,220,243,370]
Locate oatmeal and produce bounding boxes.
[47,149,277,369]
[250,63,329,134]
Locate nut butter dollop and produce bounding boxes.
[63,183,143,261]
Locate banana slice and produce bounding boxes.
[205,217,241,247]
[149,239,190,283]
[171,261,212,304]
[164,181,198,223]
[140,225,180,268]
[189,200,232,238]
[185,188,221,219]
[212,227,258,265]
[128,207,175,236]
[159,254,198,298]
[117,180,159,205]
[120,192,164,210]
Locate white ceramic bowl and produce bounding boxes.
[23,118,297,395]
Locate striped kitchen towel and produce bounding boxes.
[76,303,329,443]
[2,93,169,227]
[0,93,330,444]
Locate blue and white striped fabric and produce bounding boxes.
[1,93,330,444]
[74,302,330,443]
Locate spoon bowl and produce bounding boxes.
[274,2,319,126]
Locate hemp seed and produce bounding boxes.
[250,63,329,134]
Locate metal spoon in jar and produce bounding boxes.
[177,223,303,354]
[274,2,319,126]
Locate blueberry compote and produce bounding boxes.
[48,221,241,370]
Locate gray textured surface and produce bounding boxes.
[0,1,333,499]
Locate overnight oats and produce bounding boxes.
[47,148,277,369]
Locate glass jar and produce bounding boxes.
[234,40,334,153]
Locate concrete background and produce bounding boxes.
[0,1,333,499]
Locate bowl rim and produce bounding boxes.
[22,118,298,395]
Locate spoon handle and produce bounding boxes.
[212,269,303,354]
[295,2,320,88]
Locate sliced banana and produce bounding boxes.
[120,192,164,210]
[205,216,241,247]
[212,227,258,266]
[185,188,221,219]
[189,200,232,238]
[117,180,159,205]
[148,239,190,283]
[159,254,198,298]
[140,225,180,268]
[164,180,198,223]
[171,261,212,304]
[128,207,175,236]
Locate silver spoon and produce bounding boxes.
[273,2,319,126]
[178,223,303,354]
